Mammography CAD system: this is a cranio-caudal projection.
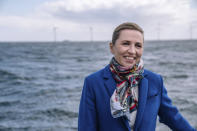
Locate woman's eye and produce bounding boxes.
[122,42,129,45]
[135,43,142,48]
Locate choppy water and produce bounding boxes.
[0,40,196,131]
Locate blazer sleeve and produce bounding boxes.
[78,77,98,131]
[158,75,196,131]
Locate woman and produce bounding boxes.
[78,22,196,131]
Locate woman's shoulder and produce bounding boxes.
[144,69,161,77]
[85,65,110,81]
[144,69,164,94]
[144,69,163,83]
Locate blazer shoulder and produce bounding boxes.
[85,65,107,82]
[144,69,164,95]
[144,69,162,82]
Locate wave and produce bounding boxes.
[0,69,20,81]
[171,74,188,79]
[0,125,76,131]
[34,108,78,118]
[0,100,21,107]
[0,69,35,83]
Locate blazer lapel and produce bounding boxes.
[103,65,116,96]
[103,65,131,130]
[134,75,149,130]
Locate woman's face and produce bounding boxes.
[110,29,144,68]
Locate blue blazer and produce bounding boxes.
[78,65,195,131]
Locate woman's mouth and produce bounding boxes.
[125,56,134,60]
[124,56,136,64]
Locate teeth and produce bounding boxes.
[126,57,134,60]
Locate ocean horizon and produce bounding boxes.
[0,40,197,130]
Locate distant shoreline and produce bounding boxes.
[0,39,197,43]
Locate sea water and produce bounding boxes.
[0,40,197,131]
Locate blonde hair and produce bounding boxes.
[112,22,144,44]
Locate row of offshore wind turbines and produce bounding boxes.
[52,23,196,42]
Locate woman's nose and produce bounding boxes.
[128,45,135,54]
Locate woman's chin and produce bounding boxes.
[122,60,136,68]
[122,63,135,68]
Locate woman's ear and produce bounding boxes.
[109,42,114,54]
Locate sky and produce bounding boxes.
[0,0,197,41]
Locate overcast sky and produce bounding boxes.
[0,0,197,41]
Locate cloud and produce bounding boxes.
[40,0,185,20]
[39,0,175,24]
[37,0,196,31]
[0,0,196,41]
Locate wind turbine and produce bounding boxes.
[53,26,58,42]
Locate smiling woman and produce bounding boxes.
[78,22,196,131]
[109,29,143,68]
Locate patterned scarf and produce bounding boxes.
[110,57,144,118]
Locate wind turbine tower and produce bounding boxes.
[53,26,57,42]
[89,26,93,42]
[190,24,193,40]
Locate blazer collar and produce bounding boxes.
[103,65,116,96]
[103,65,149,130]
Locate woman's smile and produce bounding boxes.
[110,29,143,68]
[124,56,135,64]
